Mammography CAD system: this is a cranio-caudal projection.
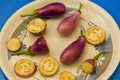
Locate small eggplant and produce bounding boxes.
[81,59,95,74]
[60,36,86,64]
[57,3,82,36]
[81,51,105,74]
[21,2,66,17]
[12,36,49,56]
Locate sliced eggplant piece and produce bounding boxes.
[14,59,37,78]
[27,18,46,36]
[39,56,59,76]
[7,38,21,51]
[85,26,106,45]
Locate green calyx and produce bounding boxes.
[12,47,35,56]
[78,3,83,13]
[21,10,38,17]
[80,29,85,37]
[93,50,105,62]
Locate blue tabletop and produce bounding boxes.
[0,0,120,80]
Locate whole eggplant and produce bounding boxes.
[60,36,86,64]
[21,2,66,17]
[57,3,82,36]
[12,36,49,56]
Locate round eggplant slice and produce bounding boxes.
[27,18,46,36]
[7,38,21,51]
[85,26,106,45]
[81,61,94,74]
[14,59,37,78]
[39,56,59,76]
[59,71,75,80]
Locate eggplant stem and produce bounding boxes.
[79,24,85,37]
[78,3,83,13]
[93,50,105,61]
[12,49,34,56]
[80,29,85,37]
[21,10,37,17]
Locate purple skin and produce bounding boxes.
[85,59,95,66]
[57,11,80,36]
[37,2,66,17]
[81,59,95,74]
[80,51,105,74]
[30,36,49,54]
[60,36,86,64]
[21,2,66,17]
[57,3,82,36]
[12,36,49,56]
[85,59,95,69]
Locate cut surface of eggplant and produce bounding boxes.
[27,18,46,36]
[14,59,37,78]
[85,26,106,45]
[39,56,59,76]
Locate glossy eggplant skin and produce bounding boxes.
[57,11,80,36]
[21,2,66,17]
[60,36,86,64]
[12,36,49,56]
[37,2,66,17]
[30,36,49,54]
[85,59,95,66]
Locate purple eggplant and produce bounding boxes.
[57,3,82,36]
[81,59,95,74]
[21,2,66,17]
[81,51,105,74]
[60,36,86,64]
[12,36,49,56]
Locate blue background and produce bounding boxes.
[0,0,120,80]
